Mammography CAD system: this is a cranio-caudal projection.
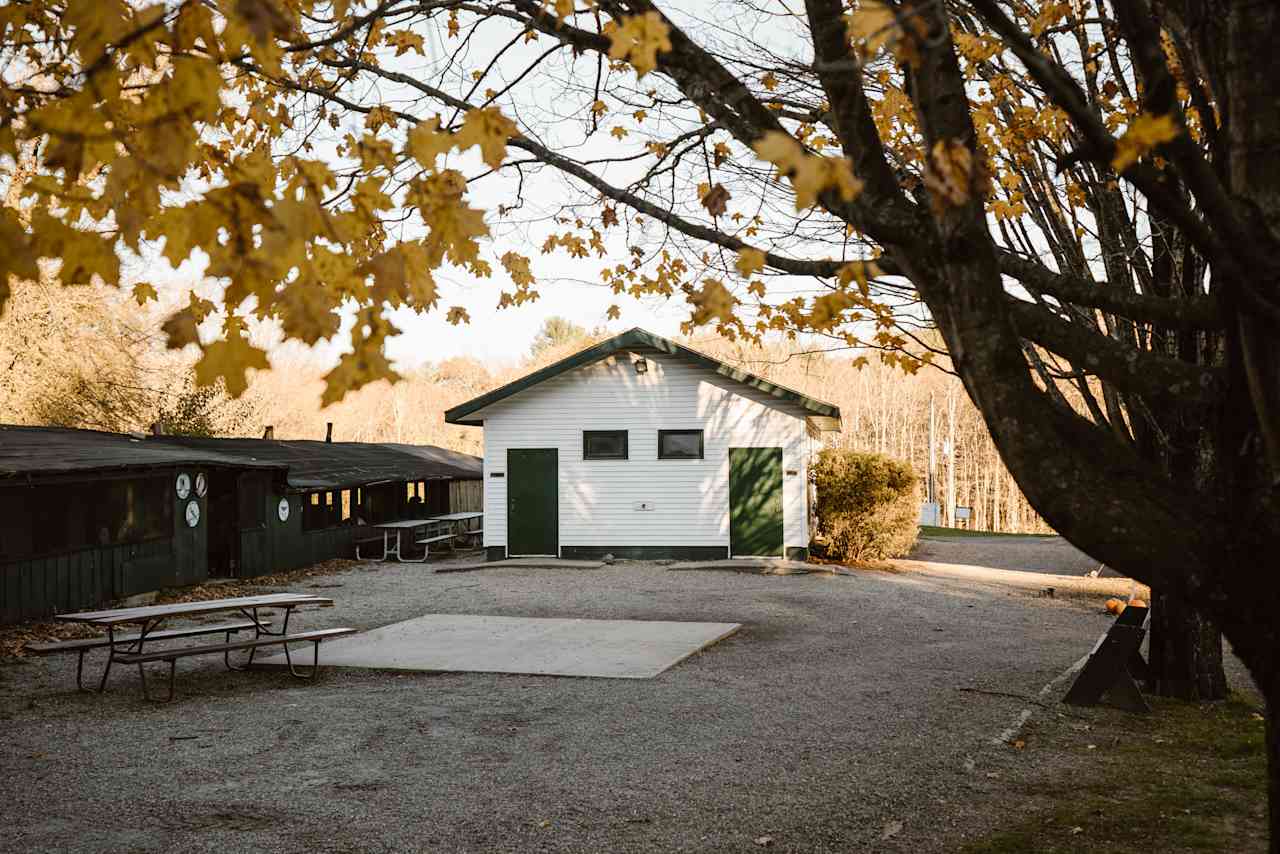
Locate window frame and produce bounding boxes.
[583,430,629,461]
[658,429,704,460]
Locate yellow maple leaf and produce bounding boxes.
[364,105,397,133]
[762,71,778,91]
[735,248,766,278]
[591,100,608,117]
[923,138,983,212]
[195,330,270,398]
[606,304,621,320]
[836,260,882,294]
[610,126,628,140]
[754,131,806,173]
[1111,113,1179,171]
[687,278,738,326]
[0,209,37,313]
[607,11,672,78]
[501,251,535,286]
[132,282,159,305]
[845,0,898,58]
[407,117,454,167]
[701,183,731,216]
[446,305,470,324]
[385,29,425,56]
[753,132,863,209]
[457,107,518,169]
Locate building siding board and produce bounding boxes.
[478,349,810,552]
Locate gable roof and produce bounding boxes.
[444,327,841,429]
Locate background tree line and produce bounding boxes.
[1,299,1048,535]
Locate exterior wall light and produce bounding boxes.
[633,357,648,375]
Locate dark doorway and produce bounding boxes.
[507,448,558,556]
[206,470,241,577]
[729,447,785,557]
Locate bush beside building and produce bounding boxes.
[812,449,919,562]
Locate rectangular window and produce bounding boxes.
[238,474,267,530]
[88,477,171,547]
[368,483,399,524]
[2,477,171,559]
[303,491,328,532]
[658,429,704,460]
[0,488,33,561]
[340,489,353,522]
[583,430,629,460]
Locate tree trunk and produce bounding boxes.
[1268,679,1280,853]
[1147,590,1228,701]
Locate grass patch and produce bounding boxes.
[918,525,1052,539]
[963,693,1268,853]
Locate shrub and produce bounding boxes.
[812,449,920,562]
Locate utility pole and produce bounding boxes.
[927,392,936,505]
[946,390,957,528]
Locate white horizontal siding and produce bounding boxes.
[475,349,810,553]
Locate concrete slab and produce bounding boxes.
[257,614,740,679]
[436,558,606,573]
[667,558,854,576]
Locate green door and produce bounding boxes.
[507,448,558,556]
[729,447,785,557]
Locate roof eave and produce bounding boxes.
[443,327,842,424]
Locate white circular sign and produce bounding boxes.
[194,472,208,498]
[175,472,192,499]
[277,497,291,522]
[184,499,201,528]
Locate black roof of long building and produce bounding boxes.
[0,425,482,489]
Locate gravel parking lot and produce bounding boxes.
[0,553,1119,853]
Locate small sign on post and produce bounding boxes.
[1062,605,1151,713]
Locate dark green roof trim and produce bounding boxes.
[444,328,841,427]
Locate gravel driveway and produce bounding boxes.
[0,557,1117,853]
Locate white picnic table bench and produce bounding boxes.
[38,593,357,702]
[355,512,483,562]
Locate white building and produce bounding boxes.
[445,329,842,561]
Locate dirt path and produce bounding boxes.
[910,534,1115,576]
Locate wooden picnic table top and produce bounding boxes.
[369,518,438,530]
[429,511,483,523]
[55,593,333,626]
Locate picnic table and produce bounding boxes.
[356,512,484,562]
[427,511,483,547]
[46,593,356,702]
[355,518,441,563]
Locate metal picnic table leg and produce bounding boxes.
[281,637,324,680]
[94,624,118,693]
[126,618,167,701]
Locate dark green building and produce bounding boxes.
[0,426,482,624]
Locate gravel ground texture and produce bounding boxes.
[1,545,1152,853]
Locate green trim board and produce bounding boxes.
[443,328,841,428]
[560,546,730,560]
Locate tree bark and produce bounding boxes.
[1147,590,1228,701]
[1269,678,1280,851]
